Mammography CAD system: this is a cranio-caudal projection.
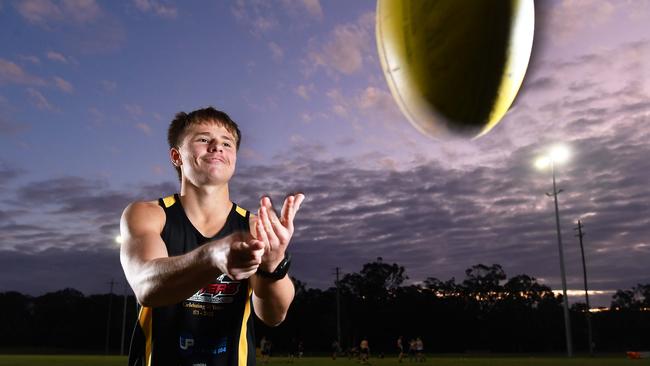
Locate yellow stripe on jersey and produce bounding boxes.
[235,205,247,218]
[138,306,153,366]
[162,195,176,208]
[238,286,253,366]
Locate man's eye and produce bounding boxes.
[198,138,209,143]
[223,142,232,148]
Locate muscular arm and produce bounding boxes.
[250,273,295,327]
[248,194,304,326]
[120,201,263,307]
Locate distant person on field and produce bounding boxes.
[397,335,405,363]
[415,337,424,362]
[260,336,272,364]
[332,339,341,360]
[360,338,370,364]
[408,338,416,362]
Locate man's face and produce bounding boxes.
[173,121,238,186]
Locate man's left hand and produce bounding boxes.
[255,193,305,272]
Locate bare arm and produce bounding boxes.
[119,201,264,307]
[250,194,304,326]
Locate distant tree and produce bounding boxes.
[462,264,506,310]
[611,284,650,310]
[503,274,554,309]
[290,276,308,298]
[0,291,33,346]
[423,277,459,295]
[339,257,407,302]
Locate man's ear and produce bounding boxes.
[170,147,182,167]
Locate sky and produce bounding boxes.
[1,0,649,308]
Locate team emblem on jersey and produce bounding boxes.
[187,274,241,304]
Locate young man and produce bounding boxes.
[120,107,305,366]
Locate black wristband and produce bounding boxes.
[256,253,291,280]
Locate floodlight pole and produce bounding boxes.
[549,162,573,357]
[575,220,594,355]
[105,279,115,355]
[121,278,129,356]
[336,267,341,346]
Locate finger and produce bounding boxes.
[256,209,270,249]
[261,205,281,247]
[262,197,285,233]
[280,195,293,227]
[286,193,305,232]
[261,196,279,217]
[263,205,288,245]
[232,240,263,264]
[248,238,266,252]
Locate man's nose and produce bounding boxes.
[208,142,223,153]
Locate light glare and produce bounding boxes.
[550,145,570,164]
[115,235,123,244]
[535,156,550,170]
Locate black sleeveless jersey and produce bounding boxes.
[128,194,256,366]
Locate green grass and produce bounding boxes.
[0,355,648,366]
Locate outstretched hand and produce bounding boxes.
[255,193,305,272]
[212,232,265,280]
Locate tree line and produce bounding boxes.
[0,258,648,354]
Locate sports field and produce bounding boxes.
[0,355,648,366]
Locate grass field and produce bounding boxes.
[0,355,649,366]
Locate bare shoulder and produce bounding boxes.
[121,200,165,235]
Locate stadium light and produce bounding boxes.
[535,144,573,357]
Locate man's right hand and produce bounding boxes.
[209,233,265,280]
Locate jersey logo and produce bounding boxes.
[187,276,241,304]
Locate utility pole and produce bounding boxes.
[575,220,594,355]
[120,278,129,356]
[335,267,341,346]
[105,279,115,355]
[547,162,573,357]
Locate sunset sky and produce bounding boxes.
[1,0,649,307]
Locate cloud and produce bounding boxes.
[135,122,152,135]
[26,88,55,111]
[547,0,615,43]
[63,0,101,23]
[268,41,284,63]
[0,161,24,186]
[2,110,648,304]
[46,51,68,63]
[53,76,73,93]
[231,0,322,37]
[279,0,323,21]
[0,115,30,136]
[15,1,125,53]
[16,0,100,25]
[355,86,398,117]
[231,0,278,36]
[133,0,177,19]
[0,58,46,86]
[124,104,144,118]
[295,84,314,100]
[226,130,649,305]
[304,11,375,76]
[101,80,117,92]
[15,0,62,24]
[18,55,41,64]
[320,85,401,129]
